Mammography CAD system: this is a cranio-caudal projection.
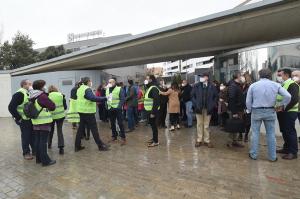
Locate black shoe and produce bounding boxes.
[276,149,288,154]
[98,144,110,151]
[75,146,85,152]
[248,153,257,160]
[42,160,56,167]
[59,148,64,155]
[282,153,297,160]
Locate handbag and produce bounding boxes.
[224,117,245,133]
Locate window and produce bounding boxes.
[171,66,178,70]
[196,62,203,66]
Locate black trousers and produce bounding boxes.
[148,112,158,143]
[169,113,179,126]
[108,109,125,139]
[34,130,51,164]
[158,105,167,127]
[98,104,108,122]
[75,113,103,148]
[19,120,35,155]
[49,118,65,148]
[277,112,298,154]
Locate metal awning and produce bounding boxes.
[10,0,300,76]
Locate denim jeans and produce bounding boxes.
[249,109,277,161]
[127,106,135,130]
[185,101,193,126]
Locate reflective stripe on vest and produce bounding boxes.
[144,86,159,111]
[277,79,299,112]
[77,85,97,113]
[16,88,29,120]
[31,100,53,125]
[49,92,65,120]
[106,86,121,109]
[66,99,80,123]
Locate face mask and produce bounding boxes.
[199,77,205,83]
[43,86,47,92]
[277,76,283,83]
[28,86,33,91]
[90,82,93,88]
[107,83,112,88]
[220,86,225,90]
[240,76,246,83]
[292,76,300,82]
[144,80,149,85]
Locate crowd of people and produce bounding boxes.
[8,68,300,167]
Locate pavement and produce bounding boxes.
[0,118,299,199]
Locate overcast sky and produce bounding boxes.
[0,0,244,48]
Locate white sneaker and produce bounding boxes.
[176,124,180,129]
[169,126,175,131]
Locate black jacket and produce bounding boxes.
[181,84,192,102]
[191,82,218,115]
[285,82,299,111]
[8,92,25,121]
[228,80,244,114]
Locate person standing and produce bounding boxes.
[30,80,56,166]
[8,79,35,160]
[181,80,193,128]
[106,79,126,145]
[67,81,80,129]
[276,68,299,160]
[48,85,67,155]
[191,73,218,148]
[158,80,168,128]
[218,83,229,127]
[292,70,300,143]
[96,84,109,122]
[247,69,291,162]
[137,84,145,122]
[75,77,110,152]
[126,79,138,132]
[144,75,160,147]
[227,71,245,148]
[238,73,252,142]
[160,82,181,131]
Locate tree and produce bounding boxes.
[0,41,13,70]
[0,31,38,70]
[38,45,67,61]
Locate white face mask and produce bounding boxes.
[90,82,93,88]
[107,83,112,88]
[240,76,246,83]
[144,80,149,85]
[292,76,300,82]
[277,76,283,83]
[220,86,225,90]
[43,86,47,92]
[199,77,205,83]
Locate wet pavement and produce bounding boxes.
[0,117,299,199]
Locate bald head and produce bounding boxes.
[292,70,300,83]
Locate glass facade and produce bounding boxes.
[215,40,300,82]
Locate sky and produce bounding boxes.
[0,0,244,49]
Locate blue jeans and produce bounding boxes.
[185,101,193,126]
[127,107,135,130]
[249,109,277,161]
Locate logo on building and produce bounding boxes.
[67,30,105,43]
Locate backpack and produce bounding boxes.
[23,98,42,119]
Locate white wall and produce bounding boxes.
[0,73,12,117]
